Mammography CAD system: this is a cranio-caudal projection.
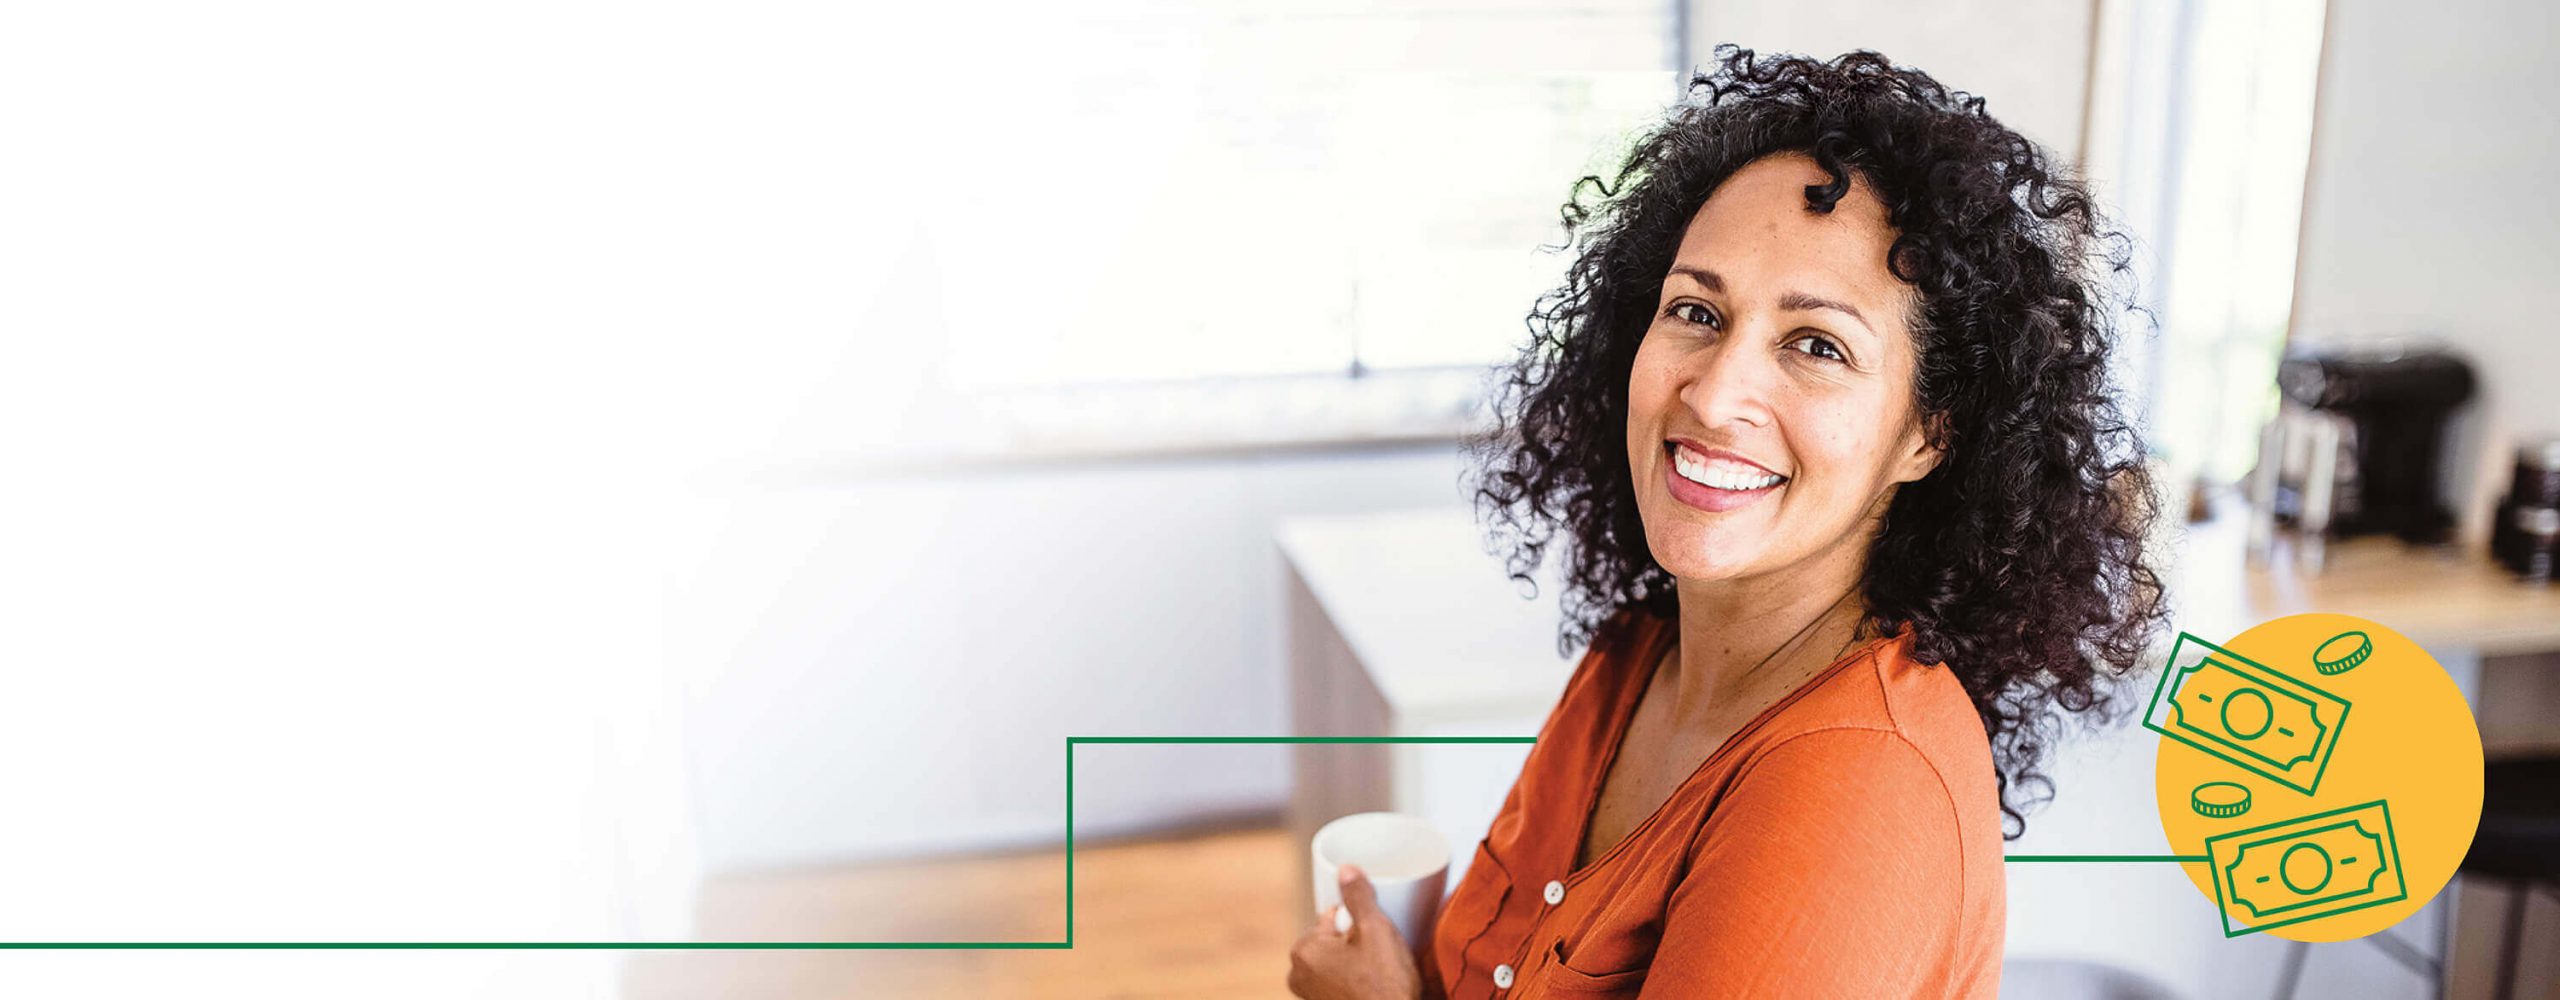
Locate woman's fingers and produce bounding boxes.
[1288,913,1356,998]
[1334,863,1400,943]
[1289,875,1424,1000]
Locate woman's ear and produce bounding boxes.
[1890,410,1949,485]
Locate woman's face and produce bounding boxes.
[1625,151,1942,587]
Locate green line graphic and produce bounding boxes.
[0,735,2190,950]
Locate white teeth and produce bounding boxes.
[1673,445,1784,491]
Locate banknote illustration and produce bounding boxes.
[2206,799,2407,937]
[2143,632,2352,794]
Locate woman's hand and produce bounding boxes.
[1287,863,1423,1000]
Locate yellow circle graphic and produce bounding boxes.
[2149,613,2483,942]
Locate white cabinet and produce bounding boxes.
[1277,508,1578,908]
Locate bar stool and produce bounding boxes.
[2459,754,2560,1000]
[2270,754,2559,1000]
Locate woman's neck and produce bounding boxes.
[1662,540,1871,725]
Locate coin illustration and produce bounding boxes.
[2193,781,2253,818]
[2314,630,2372,675]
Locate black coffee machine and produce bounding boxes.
[2247,342,2475,568]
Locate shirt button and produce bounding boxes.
[1493,963,1515,989]
[1543,879,1566,905]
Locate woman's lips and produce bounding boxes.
[1663,442,1785,513]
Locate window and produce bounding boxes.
[2089,0,2328,488]
[921,0,1681,394]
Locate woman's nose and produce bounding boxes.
[1677,335,1775,430]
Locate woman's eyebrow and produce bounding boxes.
[1776,290,1872,335]
[1667,264,1722,292]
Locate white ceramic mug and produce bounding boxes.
[1311,811,1450,947]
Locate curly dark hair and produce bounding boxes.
[1463,46,2170,838]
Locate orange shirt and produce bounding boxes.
[1422,607,2005,999]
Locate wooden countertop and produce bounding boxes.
[2174,506,2560,657]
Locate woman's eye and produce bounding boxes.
[1787,333,1846,362]
[1668,302,1720,329]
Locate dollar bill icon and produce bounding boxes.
[2143,632,2351,794]
[2206,799,2407,937]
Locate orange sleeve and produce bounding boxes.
[1638,728,1966,999]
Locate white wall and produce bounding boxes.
[674,445,1479,873]
[2290,0,2560,546]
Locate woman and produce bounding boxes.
[1288,47,2168,999]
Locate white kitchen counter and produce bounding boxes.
[1278,507,1579,726]
[1276,506,1575,912]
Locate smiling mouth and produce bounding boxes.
[1665,441,1789,491]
